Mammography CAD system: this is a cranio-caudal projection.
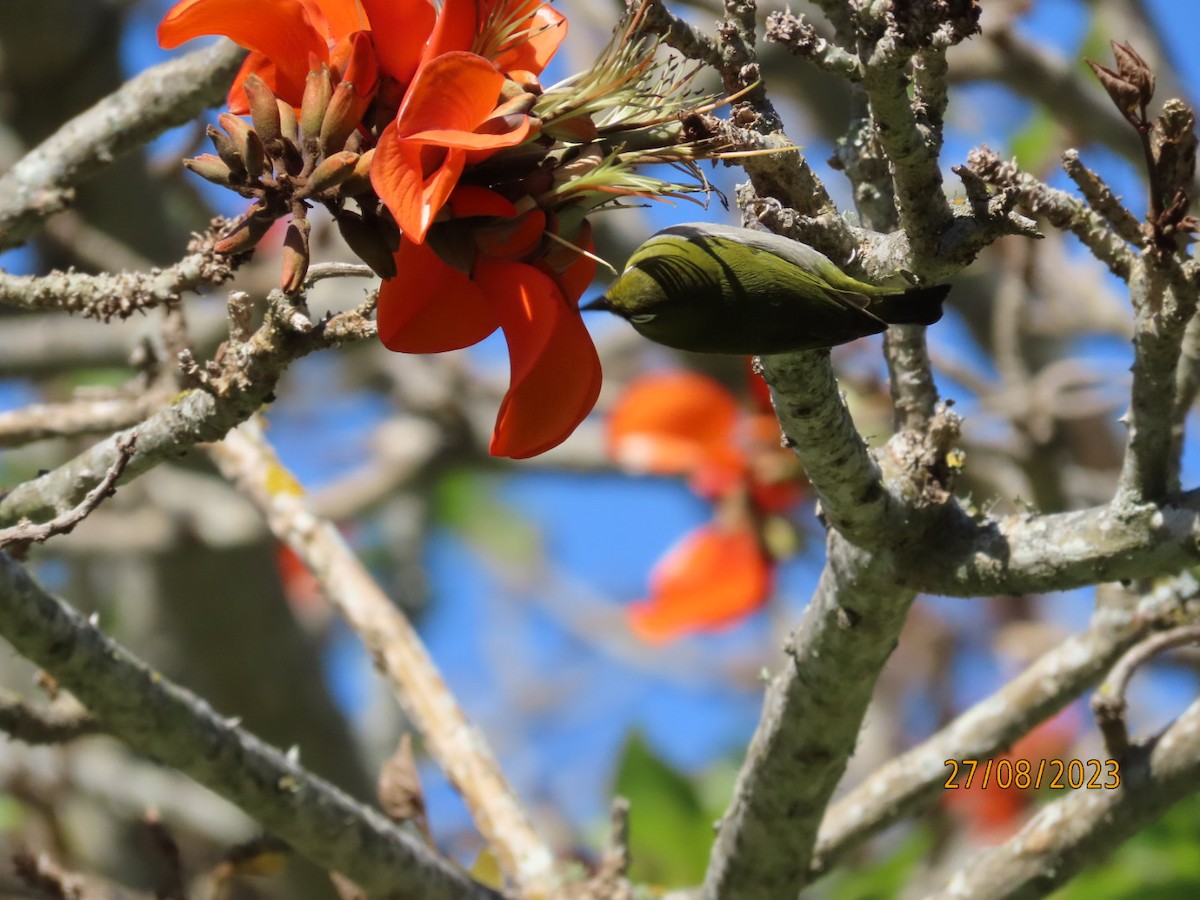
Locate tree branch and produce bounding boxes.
[206,421,560,898]
[0,551,499,899]
[0,40,246,252]
[811,577,1192,879]
[929,696,1200,899]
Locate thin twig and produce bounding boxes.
[928,696,1200,899]
[206,421,560,898]
[0,434,137,552]
[1092,623,1200,759]
[812,583,1185,878]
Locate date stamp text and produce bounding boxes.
[943,758,1120,790]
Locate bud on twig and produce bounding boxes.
[183,154,237,188]
[244,74,282,146]
[320,81,371,155]
[218,112,267,182]
[214,204,277,254]
[303,151,361,197]
[1087,40,1155,128]
[280,217,311,293]
[301,67,334,153]
[207,124,247,181]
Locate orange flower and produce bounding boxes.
[607,371,746,498]
[370,51,533,242]
[628,524,773,644]
[370,0,564,241]
[158,0,435,112]
[377,195,600,459]
[608,370,806,640]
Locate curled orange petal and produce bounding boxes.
[359,0,437,84]
[607,371,743,480]
[479,260,602,458]
[378,239,500,352]
[158,0,326,97]
[372,123,467,242]
[628,524,772,643]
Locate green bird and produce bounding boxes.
[584,223,949,355]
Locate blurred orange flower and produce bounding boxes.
[608,370,805,642]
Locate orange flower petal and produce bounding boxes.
[421,0,478,62]
[359,0,436,84]
[488,1,566,75]
[447,185,517,219]
[608,372,743,478]
[394,52,517,146]
[628,524,772,643]
[226,53,297,113]
[372,122,467,241]
[480,260,602,458]
[378,239,500,352]
[475,209,545,260]
[158,0,326,92]
[329,30,378,97]
[309,0,367,41]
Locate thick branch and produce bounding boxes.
[703,539,913,898]
[0,552,498,899]
[0,40,246,252]
[757,351,897,541]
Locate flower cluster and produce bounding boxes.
[606,369,806,642]
[160,0,729,458]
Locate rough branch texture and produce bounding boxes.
[0,552,498,900]
[0,40,246,252]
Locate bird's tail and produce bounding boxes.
[874,284,951,326]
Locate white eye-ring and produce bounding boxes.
[631,313,657,324]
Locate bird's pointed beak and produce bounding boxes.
[581,296,614,313]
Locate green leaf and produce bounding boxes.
[612,732,715,889]
[432,470,539,563]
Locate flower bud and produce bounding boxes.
[218,112,267,181]
[301,66,334,152]
[243,74,282,146]
[339,147,375,196]
[207,124,247,181]
[280,218,311,293]
[183,154,236,188]
[277,99,299,144]
[320,80,371,155]
[214,205,277,255]
[303,151,361,197]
